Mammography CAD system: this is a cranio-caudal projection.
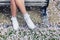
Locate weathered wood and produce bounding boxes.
[0,0,49,7]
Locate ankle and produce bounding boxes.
[23,13,30,17]
[11,16,17,20]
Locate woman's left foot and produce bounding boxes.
[24,13,36,29]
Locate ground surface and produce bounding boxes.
[0,0,60,40]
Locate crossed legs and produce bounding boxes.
[10,0,36,30]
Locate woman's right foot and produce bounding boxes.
[11,17,19,30]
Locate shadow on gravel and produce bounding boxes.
[0,6,11,18]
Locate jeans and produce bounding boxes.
[40,7,47,17]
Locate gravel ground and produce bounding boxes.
[0,0,60,40]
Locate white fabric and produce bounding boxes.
[11,17,19,30]
[24,13,36,29]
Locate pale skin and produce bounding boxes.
[10,0,27,17]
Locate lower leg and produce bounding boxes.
[10,0,17,17]
[40,8,50,27]
[15,0,27,15]
[10,0,19,30]
[40,8,47,17]
[14,0,36,29]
